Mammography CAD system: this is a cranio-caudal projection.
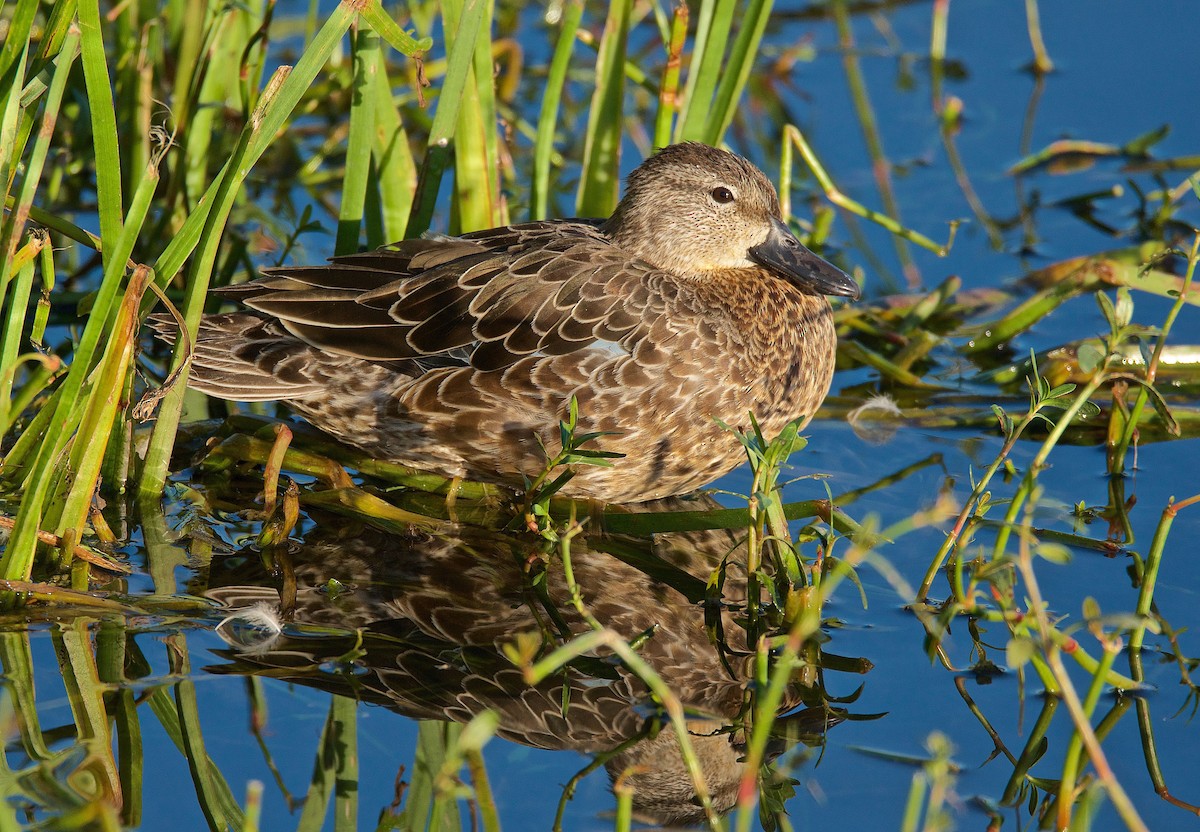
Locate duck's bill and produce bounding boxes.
[750,217,861,299]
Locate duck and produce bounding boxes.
[155,142,859,503]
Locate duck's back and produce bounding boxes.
[218,220,622,371]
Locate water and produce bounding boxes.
[7,1,1200,830]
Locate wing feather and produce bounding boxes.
[203,220,671,373]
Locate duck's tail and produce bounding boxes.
[147,313,328,402]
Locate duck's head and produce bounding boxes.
[603,142,860,299]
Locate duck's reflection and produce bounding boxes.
[203,495,871,826]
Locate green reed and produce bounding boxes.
[0,0,431,585]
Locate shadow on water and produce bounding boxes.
[201,497,873,827]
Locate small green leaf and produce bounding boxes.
[537,469,576,500]
[991,405,1014,439]
[1045,383,1077,400]
[1114,286,1133,329]
[1077,343,1105,374]
[561,449,623,467]
[359,0,434,53]
[1135,336,1153,371]
[976,491,992,517]
[1122,123,1170,156]
[1109,372,1181,436]
[1097,613,1161,633]
[1035,542,1072,564]
[457,710,499,752]
[1095,290,1117,330]
[826,556,869,610]
[572,429,621,446]
[1006,636,1036,669]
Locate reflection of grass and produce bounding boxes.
[2,0,1200,829]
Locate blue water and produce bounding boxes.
[12,1,1200,830]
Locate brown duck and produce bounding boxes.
[161,142,858,502]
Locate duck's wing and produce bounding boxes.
[222,220,660,372]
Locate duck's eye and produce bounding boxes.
[711,186,735,204]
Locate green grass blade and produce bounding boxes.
[0,30,76,320]
[674,0,711,142]
[0,29,86,581]
[457,713,500,832]
[114,14,151,195]
[3,361,60,439]
[576,0,632,217]
[0,392,74,486]
[146,642,245,831]
[443,0,503,232]
[337,28,381,255]
[370,49,417,241]
[168,0,210,163]
[333,696,359,832]
[468,0,505,230]
[1,199,100,251]
[359,0,435,55]
[0,3,35,198]
[405,0,490,237]
[31,0,79,67]
[574,26,658,96]
[676,0,734,142]
[51,263,153,551]
[43,162,157,543]
[182,6,252,211]
[0,238,39,435]
[653,2,688,149]
[54,621,121,805]
[237,3,273,118]
[386,721,462,831]
[531,0,582,220]
[78,0,124,263]
[17,184,150,558]
[702,0,772,144]
[831,0,917,286]
[296,698,338,832]
[114,689,143,828]
[0,0,37,86]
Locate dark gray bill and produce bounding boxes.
[749,217,861,299]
